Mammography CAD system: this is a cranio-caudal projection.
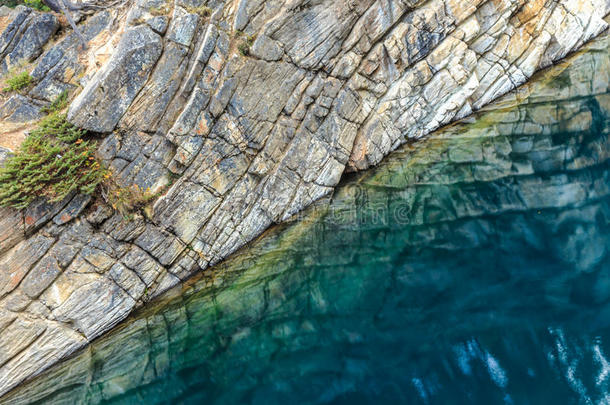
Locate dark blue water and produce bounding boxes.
[3,34,609,405]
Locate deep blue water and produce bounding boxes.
[3,33,610,405]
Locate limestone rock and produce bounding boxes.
[0,94,42,123]
[0,207,24,257]
[0,10,59,73]
[68,25,163,133]
[250,34,283,61]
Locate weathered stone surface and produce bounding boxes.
[0,206,22,256]
[67,25,163,132]
[0,94,42,122]
[0,0,608,398]
[52,194,91,226]
[0,234,55,299]
[0,147,10,164]
[20,256,61,299]
[23,195,74,234]
[29,10,113,102]
[0,10,58,73]
[46,272,136,340]
[0,7,31,59]
[250,34,283,61]
[120,41,189,132]
[146,16,168,35]
[0,317,45,367]
[166,11,199,47]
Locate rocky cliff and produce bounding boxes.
[0,0,608,396]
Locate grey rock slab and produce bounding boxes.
[250,34,283,61]
[68,25,163,133]
[52,194,91,226]
[233,0,249,31]
[0,322,86,397]
[108,263,146,301]
[20,255,62,299]
[146,16,169,34]
[0,12,59,73]
[166,13,199,47]
[0,7,31,58]
[0,147,11,165]
[0,206,22,256]
[50,273,136,340]
[121,41,189,132]
[0,234,55,299]
[0,317,46,367]
[24,195,75,235]
[0,94,42,123]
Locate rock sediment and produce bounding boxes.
[0,0,608,396]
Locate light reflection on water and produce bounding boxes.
[3,32,610,405]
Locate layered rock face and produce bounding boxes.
[0,0,608,396]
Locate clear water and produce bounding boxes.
[4,34,610,405]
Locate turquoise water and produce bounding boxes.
[4,35,610,404]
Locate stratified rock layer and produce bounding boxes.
[0,0,608,396]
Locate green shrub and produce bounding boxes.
[2,71,32,93]
[41,90,69,113]
[4,0,50,11]
[0,113,106,209]
[24,0,50,11]
[237,34,255,56]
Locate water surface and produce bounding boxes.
[4,32,610,405]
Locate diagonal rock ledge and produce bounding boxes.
[0,0,609,397]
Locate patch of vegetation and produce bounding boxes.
[24,0,50,11]
[0,113,106,210]
[236,32,256,56]
[2,71,32,93]
[4,0,50,11]
[149,2,171,16]
[41,90,69,114]
[185,5,212,18]
[101,181,159,218]
[129,17,148,26]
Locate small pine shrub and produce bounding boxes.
[4,0,50,11]
[2,71,32,93]
[0,113,106,209]
[238,42,250,56]
[237,34,255,56]
[23,0,51,11]
[41,90,69,114]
